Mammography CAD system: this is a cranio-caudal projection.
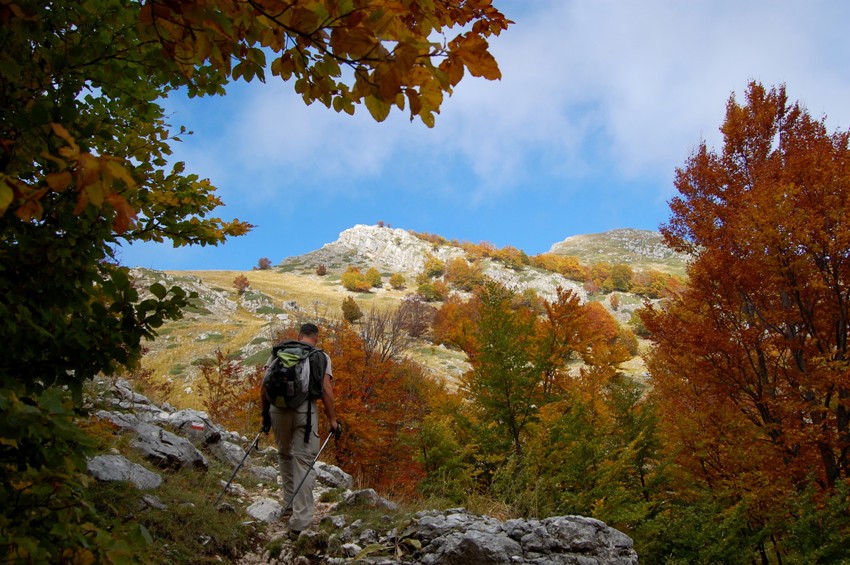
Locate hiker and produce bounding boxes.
[261,322,339,536]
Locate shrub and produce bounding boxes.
[233,274,250,295]
[256,257,272,270]
[422,253,445,278]
[417,280,449,302]
[389,273,406,290]
[444,257,484,291]
[342,296,363,323]
[365,267,383,288]
[341,266,371,292]
[316,264,327,276]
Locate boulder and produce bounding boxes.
[246,498,283,523]
[421,530,522,565]
[316,461,353,489]
[87,454,162,490]
[209,440,248,467]
[95,409,140,431]
[338,489,397,512]
[163,408,223,446]
[249,465,279,482]
[131,422,208,470]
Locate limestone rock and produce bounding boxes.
[246,498,283,523]
[315,461,353,489]
[338,489,398,512]
[87,454,162,490]
[131,422,208,470]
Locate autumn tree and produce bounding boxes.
[359,305,414,364]
[322,323,432,495]
[421,253,446,278]
[256,257,272,270]
[643,82,850,560]
[432,293,480,352]
[200,349,264,433]
[396,294,436,339]
[0,0,509,559]
[444,256,485,291]
[608,263,634,292]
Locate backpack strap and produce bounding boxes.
[303,349,327,443]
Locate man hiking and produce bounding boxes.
[261,322,339,536]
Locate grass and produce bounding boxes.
[81,403,266,564]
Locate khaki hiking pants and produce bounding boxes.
[269,402,320,531]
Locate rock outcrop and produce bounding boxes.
[316,508,638,565]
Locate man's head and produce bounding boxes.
[298,322,319,345]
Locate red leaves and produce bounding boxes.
[649,82,850,498]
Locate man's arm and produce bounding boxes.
[321,372,338,432]
[260,383,271,433]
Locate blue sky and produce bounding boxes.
[120,0,850,271]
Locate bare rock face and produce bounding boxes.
[300,224,465,275]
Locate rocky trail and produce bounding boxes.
[88,379,638,564]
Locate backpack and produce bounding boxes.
[263,340,326,410]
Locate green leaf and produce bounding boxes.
[354,544,389,560]
[150,282,167,299]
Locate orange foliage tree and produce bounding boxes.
[321,322,432,496]
[643,82,850,554]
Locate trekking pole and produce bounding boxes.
[215,430,263,507]
[284,424,341,512]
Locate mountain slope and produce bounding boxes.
[136,224,670,406]
[550,228,690,275]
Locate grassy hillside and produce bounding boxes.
[550,228,690,276]
[138,228,665,409]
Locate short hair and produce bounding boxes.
[299,322,319,337]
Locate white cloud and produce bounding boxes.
[170,1,850,208]
[429,0,850,196]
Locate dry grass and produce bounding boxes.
[140,270,418,409]
[139,269,650,412]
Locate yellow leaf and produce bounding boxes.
[105,160,136,188]
[365,95,391,122]
[441,54,465,87]
[376,64,402,100]
[333,27,379,59]
[50,123,79,154]
[0,177,15,215]
[105,193,137,234]
[46,171,71,192]
[457,34,501,80]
